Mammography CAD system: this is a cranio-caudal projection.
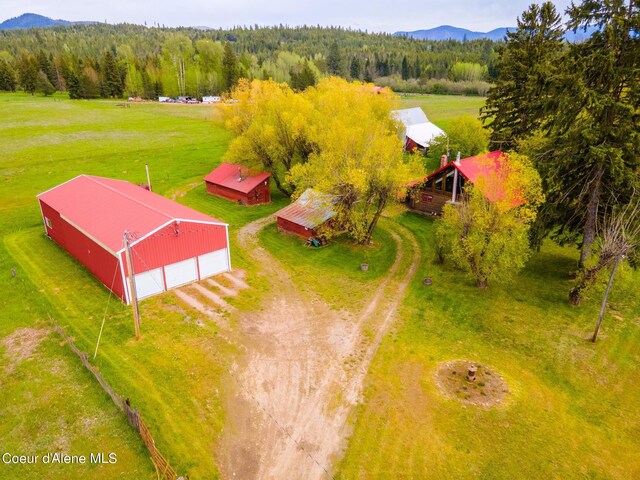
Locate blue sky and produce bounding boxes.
[5,1,574,32]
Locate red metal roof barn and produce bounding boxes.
[204,162,271,205]
[37,175,231,304]
[275,189,337,239]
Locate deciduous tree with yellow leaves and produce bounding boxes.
[223,77,424,244]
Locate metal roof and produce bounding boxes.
[37,175,226,253]
[423,150,524,206]
[275,189,337,229]
[204,162,271,194]
[391,107,429,127]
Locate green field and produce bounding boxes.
[399,94,486,131]
[1,92,638,480]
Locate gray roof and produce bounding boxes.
[391,107,429,127]
[275,189,337,229]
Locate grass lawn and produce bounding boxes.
[0,92,237,478]
[399,94,486,131]
[336,212,640,479]
[2,92,638,480]
[258,220,397,311]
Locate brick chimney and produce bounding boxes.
[440,154,448,168]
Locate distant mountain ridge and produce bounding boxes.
[394,25,514,42]
[0,13,94,30]
[394,24,599,43]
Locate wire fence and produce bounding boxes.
[53,322,184,480]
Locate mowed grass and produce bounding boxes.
[399,94,486,130]
[259,220,397,310]
[336,212,640,479]
[3,92,639,480]
[0,92,237,479]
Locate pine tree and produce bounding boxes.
[221,42,238,92]
[67,71,81,99]
[0,60,17,91]
[17,54,39,95]
[349,57,361,80]
[363,58,373,83]
[542,0,640,269]
[480,2,564,151]
[327,41,341,75]
[290,60,317,91]
[101,50,123,98]
[401,55,410,80]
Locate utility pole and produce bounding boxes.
[145,163,152,191]
[124,231,141,340]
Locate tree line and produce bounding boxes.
[0,23,500,98]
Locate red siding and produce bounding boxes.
[277,217,315,239]
[40,200,127,301]
[205,181,270,205]
[126,220,228,275]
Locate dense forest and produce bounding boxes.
[0,23,499,98]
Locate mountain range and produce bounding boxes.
[0,13,94,30]
[0,13,597,42]
[394,25,513,42]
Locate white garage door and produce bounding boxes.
[133,268,165,299]
[198,249,229,278]
[164,258,198,289]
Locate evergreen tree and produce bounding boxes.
[363,58,373,83]
[0,60,17,91]
[67,71,81,99]
[414,56,422,78]
[480,2,564,150]
[221,42,238,92]
[290,60,317,91]
[327,41,341,75]
[540,0,640,269]
[349,57,361,80]
[100,50,123,98]
[36,70,55,96]
[401,55,410,80]
[17,54,38,95]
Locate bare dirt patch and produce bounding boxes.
[222,270,249,290]
[435,360,509,407]
[2,327,50,373]
[217,216,421,480]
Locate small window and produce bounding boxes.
[45,217,52,229]
[445,170,455,193]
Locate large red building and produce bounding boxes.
[37,175,231,304]
[204,162,271,205]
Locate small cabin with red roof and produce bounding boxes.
[275,189,337,239]
[407,150,518,215]
[204,162,271,205]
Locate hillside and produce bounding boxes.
[394,25,513,41]
[0,13,76,30]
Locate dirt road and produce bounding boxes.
[218,215,420,480]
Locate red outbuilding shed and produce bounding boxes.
[204,162,271,205]
[37,175,231,304]
[275,189,337,239]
